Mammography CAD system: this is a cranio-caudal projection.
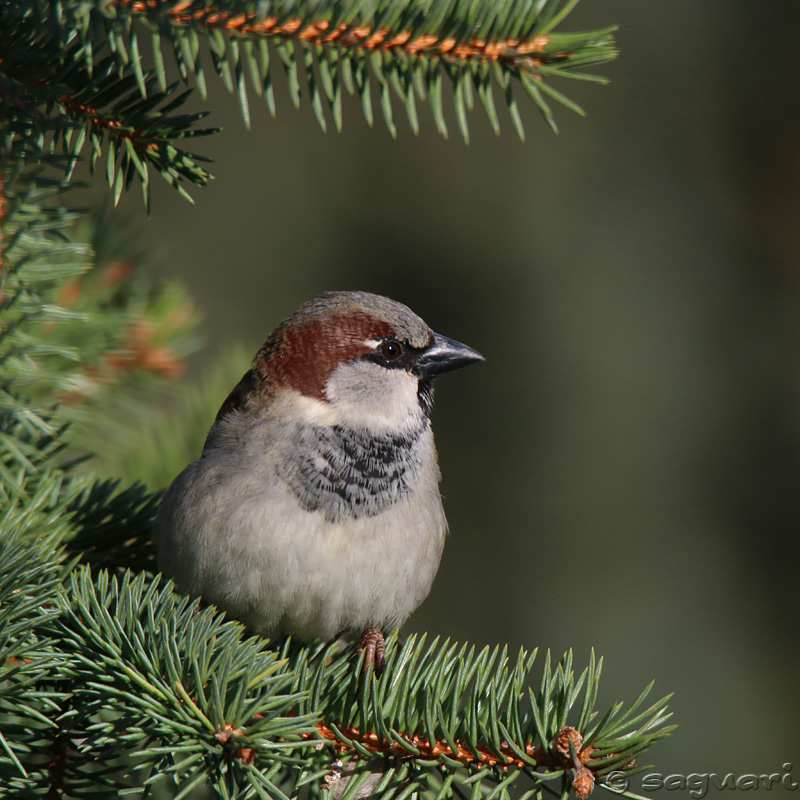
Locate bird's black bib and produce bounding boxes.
[277,422,427,522]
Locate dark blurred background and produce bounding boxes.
[100,1,800,793]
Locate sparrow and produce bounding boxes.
[152,291,484,670]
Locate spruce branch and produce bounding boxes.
[55,78,216,207]
[52,59,219,206]
[0,525,78,794]
[33,565,674,800]
[2,0,616,210]
[65,478,161,571]
[64,0,617,141]
[0,4,219,207]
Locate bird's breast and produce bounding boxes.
[276,420,431,523]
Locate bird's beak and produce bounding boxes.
[417,332,485,378]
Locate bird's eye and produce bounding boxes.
[380,340,403,360]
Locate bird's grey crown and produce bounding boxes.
[276,420,427,523]
[299,291,434,349]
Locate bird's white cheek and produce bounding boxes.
[325,362,422,431]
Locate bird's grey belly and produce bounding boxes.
[270,491,447,640]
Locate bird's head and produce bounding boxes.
[217,291,484,432]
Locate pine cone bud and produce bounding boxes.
[555,726,584,761]
[572,765,595,799]
[234,748,255,765]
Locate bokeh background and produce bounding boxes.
[91,1,800,794]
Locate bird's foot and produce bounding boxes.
[358,626,386,673]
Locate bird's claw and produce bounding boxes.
[359,627,386,673]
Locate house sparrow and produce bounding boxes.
[153,291,483,670]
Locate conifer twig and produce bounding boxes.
[125,1,554,66]
[103,0,618,140]
[58,94,158,154]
